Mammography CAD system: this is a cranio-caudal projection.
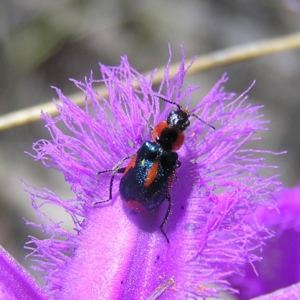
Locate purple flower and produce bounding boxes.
[23,48,282,299]
[0,246,45,299]
[231,184,300,299]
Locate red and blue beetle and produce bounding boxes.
[95,96,214,243]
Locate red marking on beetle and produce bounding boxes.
[144,160,159,187]
[152,121,167,141]
[171,131,184,151]
[123,154,137,176]
[122,200,148,213]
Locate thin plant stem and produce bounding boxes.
[1,31,300,131]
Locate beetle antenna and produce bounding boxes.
[156,95,181,110]
[190,113,215,130]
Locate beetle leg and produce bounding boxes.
[94,155,132,205]
[160,193,172,244]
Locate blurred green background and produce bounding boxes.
[1,0,300,290]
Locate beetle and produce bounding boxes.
[95,96,214,243]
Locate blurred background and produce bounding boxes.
[1,0,300,298]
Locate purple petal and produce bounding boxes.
[251,282,300,300]
[231,184,300,299]
[0,246,44,300]
[256,184,300,231]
